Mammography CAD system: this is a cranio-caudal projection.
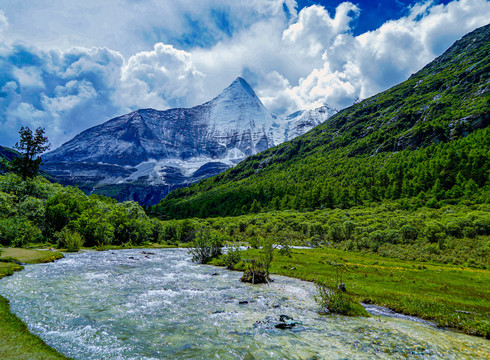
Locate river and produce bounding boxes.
[0,249,488,359]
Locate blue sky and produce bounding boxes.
[0,0,488,148]
[297,1,453,34]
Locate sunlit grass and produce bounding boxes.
[0,248,64,263]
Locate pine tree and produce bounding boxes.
[11,127,51,180]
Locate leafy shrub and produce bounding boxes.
[401,224,419,242]
[462,226,477,238]
[240,259,269,284]
[55,227,84,252]
[307,235,323,247]
[178,219,196,243]
[314,265,368,317]
[0,217,41,247]
[473,218,490,235]
[160,222,179,244]
[188,228,224,264]
[425,243,440,255]
[328,224,344,242]
[424,222,445,243]
[222,245,241,270]
[370,229,400,245]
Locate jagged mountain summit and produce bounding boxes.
[42,77,337,205]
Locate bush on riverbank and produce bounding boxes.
[314,264,369,317]
[188,228,227,264]
[240,259,270,284]
[54,228,83,252]
[222,245,241,269]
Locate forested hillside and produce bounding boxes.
[151,24,489,219]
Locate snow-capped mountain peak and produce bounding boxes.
[212,77,260,103]
[42,78,337,205]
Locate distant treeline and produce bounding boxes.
[158,203,490,268]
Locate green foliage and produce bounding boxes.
[11,127,50,180]
[55,228,84,252]
[240,258,270,284]
[164,203,490,268]
[109,202,153,245]
[222,245,241,270]
[0,217,42,247]
[188,228,225,264]
[400,224,418,242]
[0,173,165,249]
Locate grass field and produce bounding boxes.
[0,248,70,360]
[228,247,490,338]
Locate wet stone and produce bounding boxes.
[254,315,302,330]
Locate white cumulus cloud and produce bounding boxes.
[282,3,359,57]
[268,0,490,111]
[120,43,204,109]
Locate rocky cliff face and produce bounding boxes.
[42,77,336,205]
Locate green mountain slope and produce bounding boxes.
[0,146,19,162]
[151,24,490,219]
[0,146,20,174]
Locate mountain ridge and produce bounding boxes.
[151,23,490,218]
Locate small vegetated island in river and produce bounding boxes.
[0,23,489,360]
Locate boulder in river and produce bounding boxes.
[254,315,302,330]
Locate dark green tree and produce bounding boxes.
[12,127,50,180]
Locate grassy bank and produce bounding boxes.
[218,247,490,338]
[0,248,70,360]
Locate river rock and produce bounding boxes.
[254,315,302,330]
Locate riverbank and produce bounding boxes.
[0,248,71,360]
[216,247,490,338]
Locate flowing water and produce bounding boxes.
[0,249,488,359]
